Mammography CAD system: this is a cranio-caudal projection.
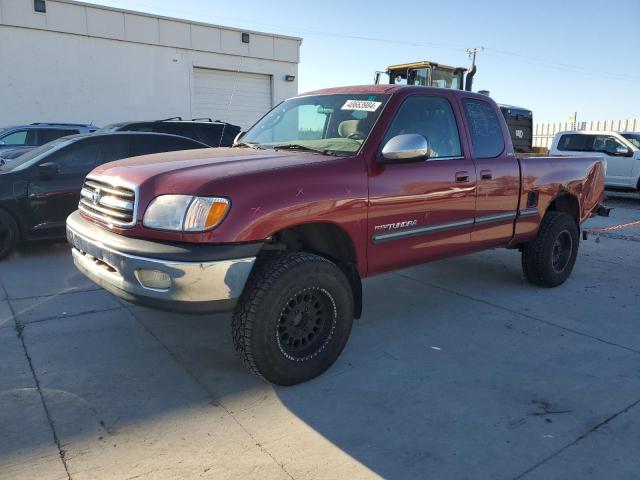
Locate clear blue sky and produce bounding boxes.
[83,0,639,123]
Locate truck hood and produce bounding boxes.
[91,147,343,195]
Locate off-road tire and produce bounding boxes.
[522,211,579,287]
[232,252,354,386]
[0,209,19,260]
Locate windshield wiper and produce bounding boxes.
[272,144,338,155]
[233,141,264,150]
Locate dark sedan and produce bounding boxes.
[0,132,208,259]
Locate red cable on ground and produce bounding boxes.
[588,220,640,233]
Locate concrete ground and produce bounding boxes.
[1,193,639,480]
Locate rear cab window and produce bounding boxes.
[557,134,594,151]
[462,99,505,158]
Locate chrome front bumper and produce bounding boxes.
[67,221,256,314]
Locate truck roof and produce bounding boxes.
[300,84,491,100]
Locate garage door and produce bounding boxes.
[192,68,272,130]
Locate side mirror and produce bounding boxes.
[37,162,59,179]
[380,134,430,163]
[233,131,246,145]
[615,146,631,157]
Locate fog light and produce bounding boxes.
[135,269,171,290]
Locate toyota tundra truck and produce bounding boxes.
[66,85,607,385]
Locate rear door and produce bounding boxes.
[461,98,521,247]
[367,93,477,274]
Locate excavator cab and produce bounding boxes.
[376,61,474,91]
[375,59,532,153]
[385,61,467,89]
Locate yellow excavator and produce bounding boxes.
[374,60,533,153]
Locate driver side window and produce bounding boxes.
[593,135,626,155]
[383,96,462,159]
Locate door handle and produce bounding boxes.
[480,170,493,180]
[455,171,470,183]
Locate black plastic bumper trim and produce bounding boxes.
[66,210,262,262]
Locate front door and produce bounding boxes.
[460,98,521,248]
[593,134,635,187]
[367,94,477,275]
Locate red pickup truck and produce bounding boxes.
[66,85,607,385]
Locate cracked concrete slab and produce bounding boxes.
[22,310,291,480]
[10,290,121,325]
[132,269,640,480]
[4,198,640,479]
[400,234,640,352]
[520,401,640,479]
[0,328,68,480]
[0,301,13,330]
[0,243,94,299]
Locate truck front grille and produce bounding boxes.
[79,176,137,228]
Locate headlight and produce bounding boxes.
[143,195,230,232]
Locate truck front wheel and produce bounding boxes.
[232,252,354,385]
[521,211,579,287]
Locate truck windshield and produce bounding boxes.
[621,133,640,149]
[241,94,390,155]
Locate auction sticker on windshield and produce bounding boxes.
[341,100,382,112]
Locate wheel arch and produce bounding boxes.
[0,206,22,240]
[546,192,580,226]
[262,222,362,318]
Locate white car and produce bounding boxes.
[549,131,640,191]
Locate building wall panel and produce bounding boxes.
[45,1,86,35]
[124,13,159,44]
[87,8,124,40]
[158,18,190,49]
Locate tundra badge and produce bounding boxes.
[374,220,418,232]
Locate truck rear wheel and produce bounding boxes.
[0,209,19,260]
[521,211,579,287]
[232,252,354,385]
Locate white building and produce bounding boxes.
[0,0,301,129]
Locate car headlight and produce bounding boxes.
[143,195,230,232]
